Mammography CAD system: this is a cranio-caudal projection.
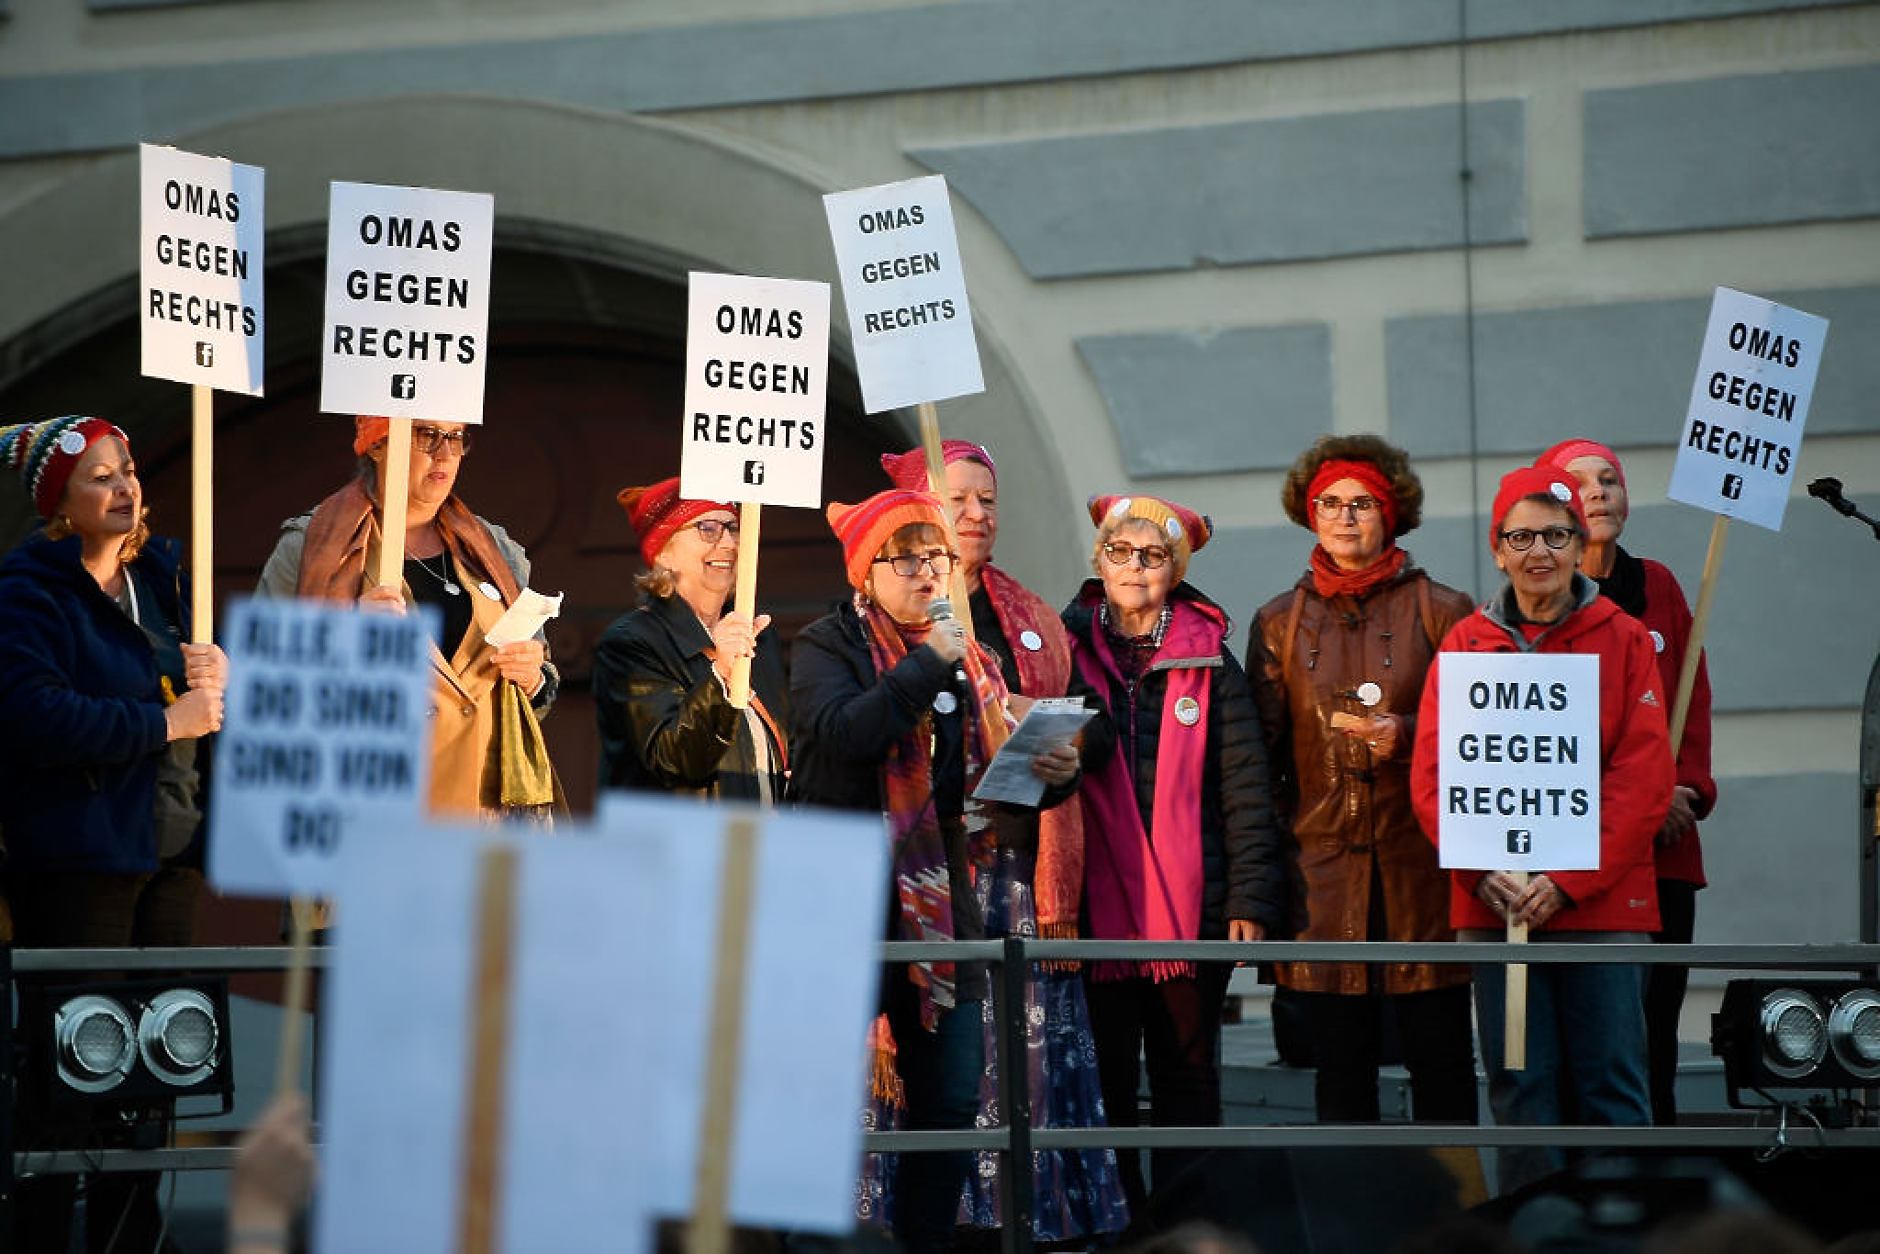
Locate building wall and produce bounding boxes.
[2,1,1876,945]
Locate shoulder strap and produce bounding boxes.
[1278,585,1307,674]
[1416,574,1439,650]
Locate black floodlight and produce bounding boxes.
[16,975,234,1116]
[1712,978,1880,1109]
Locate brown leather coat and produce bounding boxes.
[1249,563,1473,995]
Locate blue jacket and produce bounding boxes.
[0,532,188,874]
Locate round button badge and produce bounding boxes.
[933,691,959,715]
[1174,696,1201,726]
[1356,682,1383,707]
[1019,630,1043,652]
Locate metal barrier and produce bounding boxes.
[8,938,1880,1254]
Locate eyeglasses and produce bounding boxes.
[1314,494,1379,520]
[1101,541,1172,570]
[690,518,740,544]
[872,550,955,578]
[1498,525,1579,552]
[412,425,473,457]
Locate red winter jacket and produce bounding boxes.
[1626,555,1715,886]
[1411,577,1675,934]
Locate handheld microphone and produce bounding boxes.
[927,598,970,689]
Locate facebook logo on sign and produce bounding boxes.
[1721,473,1744,500]
[1506,829,1532,855]
[390,374,417,401]
[194,342,214,368]
[743,460,765,486]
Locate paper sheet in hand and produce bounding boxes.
[596,794,889,1231]
[484,588,562,647]
[971,697,1094,806]
[314,825,665,1254]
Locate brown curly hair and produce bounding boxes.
[1280,433,1423,538]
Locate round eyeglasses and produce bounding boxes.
[872,550,955,578]
[1313,494,1379,520]
[1498,525,1579,552]
[1101,541,1172,570]
[411,425,473,457]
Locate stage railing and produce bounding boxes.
[8,938,1880,1254]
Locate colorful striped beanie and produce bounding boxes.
[1,416,130,520]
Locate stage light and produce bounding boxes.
[1712,979,1880,1110]
[17,977,234,1120]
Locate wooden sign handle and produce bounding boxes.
[1504,870,1530,1071]
[190,385,214,643]
[690,815,761,1254]
[457,844,520,1254]
[1668,514,1729,756]
[916,401,977,634]
[272,897,318,1097]
[727,502,762,710]
[376,417,413,590]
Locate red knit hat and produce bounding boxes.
[0,416,130,520]
[826,489,948,590]
[618,478,735,568]
[880,440,997,493]
[1534,439,1626,490]
[1087,493,1211,555]
[1490,465,1587,553]
[353,415,391,455]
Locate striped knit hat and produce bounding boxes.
[826,488,948,590]
[880,440,997,493]
[1087,492,1210,579]
[1,416,130,520]
[617,478,735,568]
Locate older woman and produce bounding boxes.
[789,488,1082,1254]
[0,416,228,1251]
[1248,435,1477,1124]
[881,443,1127,1241]
[1411,465,1674,1191]
[258,416,560,819]
[1534,439,1716,1126]
[593,478,784,802]
[1064,493,1284,1214]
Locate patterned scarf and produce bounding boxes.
[858,592,1008,1029]
[977,564,1085,935]
[1309,542,1407,599]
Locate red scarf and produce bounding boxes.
[978,564,1084,933]
[859,594,1009,1029]
[1309,542,1406,599]
[1072,595,1222,982]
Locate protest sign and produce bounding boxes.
[1668,287,1828,532]
[1435,652,1600,872]
[679,271,831,510]
[314,826,665,1254]
[824,175,984,414]
[595,794,889,1232]
[140,144,264,395]
[208,596,434,899]
[320,180,494,423]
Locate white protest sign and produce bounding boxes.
[595,794,889,1231]
[679,271,831,509]
[139,144,265,395]
[823,175,984,414]
[1667,286,1829,532]
[208,597,433,898]
[315,825,663,1254]
[320,181,494,423]
[1436,652,1600,871]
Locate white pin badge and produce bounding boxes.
[1649,629,1665,654]
[1019,630,1043,652]
[1174,695,1201,727]
[58,430,88,455]
[1356,682,1383,707]
[933,691,959,715]
[478,581,502,601]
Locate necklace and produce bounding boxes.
[410,550,462,596]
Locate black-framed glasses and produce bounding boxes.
[873,550,955,578]
[1498,525,1579,552]
[690,518,740,544]
[1314,494,1379,520]
[1101,541,1172,569]
[412,425,473,457]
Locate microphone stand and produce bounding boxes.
[1810,480,1880,957]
